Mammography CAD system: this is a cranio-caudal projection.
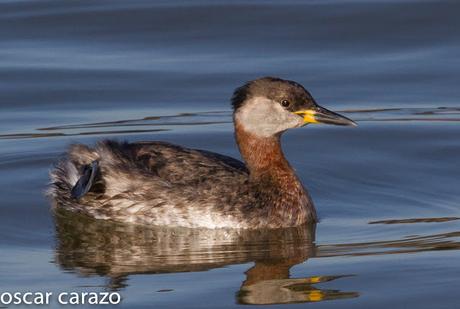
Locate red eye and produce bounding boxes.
[281,100,290,107]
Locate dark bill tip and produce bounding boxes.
[314,106,357,126]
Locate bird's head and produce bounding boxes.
[232,77,356,137]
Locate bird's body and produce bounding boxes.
[50,139,313,229]
[49,77,355,229]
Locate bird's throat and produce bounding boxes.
[234,122,295,182]
[234,120,317,225]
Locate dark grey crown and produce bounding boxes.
[231,77,313,112]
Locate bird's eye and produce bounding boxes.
[281,100,290,107]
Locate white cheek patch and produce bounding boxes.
[235,97,304,137]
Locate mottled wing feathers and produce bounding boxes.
[131,141,248,185]
[50,140,249,203]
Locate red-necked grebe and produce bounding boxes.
[49,77,356,229]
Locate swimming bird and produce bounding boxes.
[49,77,356,229]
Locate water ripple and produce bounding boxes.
[1,107,458,140]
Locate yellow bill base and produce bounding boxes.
[294,110,319,124]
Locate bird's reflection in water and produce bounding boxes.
[239,270,358,304]
[53,209,358,305]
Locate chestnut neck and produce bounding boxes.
[234,121,296,182]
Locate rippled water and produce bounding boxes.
[0,0,459,308]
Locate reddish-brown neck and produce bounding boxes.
[234,120,317,225]
[234,122,295,181]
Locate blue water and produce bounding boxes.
[0,1,459,308]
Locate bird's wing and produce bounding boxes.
[61,140,249,204]
[131,141,248,185]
